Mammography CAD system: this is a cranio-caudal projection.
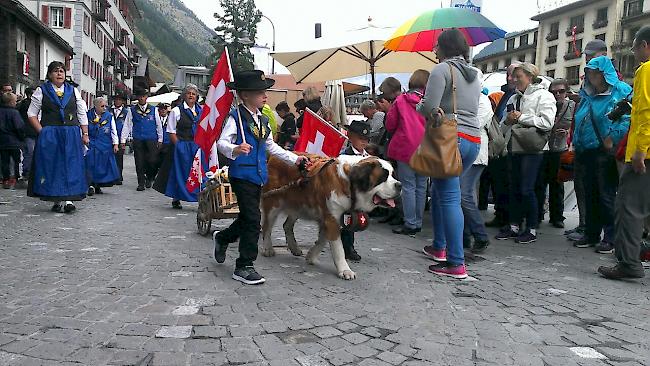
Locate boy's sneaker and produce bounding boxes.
[422,246,446,262]
[213,231,228,264]
[232,266,265,285]
[573,238,597,248]
[515,231,537,244]
[495,227,518,240]
[595,241,615,254]
[428,263,468,279]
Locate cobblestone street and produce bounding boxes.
[0,157,648,366]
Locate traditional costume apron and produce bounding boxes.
[28,82,87,201]
[154,104,207,202]
[86,108,119,186]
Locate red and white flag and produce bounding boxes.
[186,51,234,191]
[294,109,347,157]
[195,50,234,157]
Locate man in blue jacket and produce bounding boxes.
[120,89,163,191]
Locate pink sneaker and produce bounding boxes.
[422,246,446,262]
[428,263,468,279]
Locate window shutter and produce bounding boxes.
[41,5,49,25]
[64,7,72,29]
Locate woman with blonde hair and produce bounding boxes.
[297,86,323,130]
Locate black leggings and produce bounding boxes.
[0,149,21,179]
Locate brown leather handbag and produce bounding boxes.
[409,63,462,178]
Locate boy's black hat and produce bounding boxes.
[133,88,149,97]
[113,91,128,100]
[344,120,371,138]
[227,70,275,91]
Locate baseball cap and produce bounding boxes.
[584,39,608,55]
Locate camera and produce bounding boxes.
[607,99,632,121]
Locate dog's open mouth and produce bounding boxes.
[373,194,396,208]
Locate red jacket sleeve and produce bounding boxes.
[385,97,401,134]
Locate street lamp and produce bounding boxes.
[260,15,276,74]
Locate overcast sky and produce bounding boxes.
[180,0,543,85]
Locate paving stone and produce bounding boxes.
[358,359,393,366]
[376,350,408,365]
[341,332,369,345]
[192,325,228,338]
[155,326,192,339]
[323,349,358,366]
[184,338,221,353]
[295,354,330,366]
[226,349,264,364]
[346,344,379,358]
[310,326,344,338]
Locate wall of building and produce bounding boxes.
[535,0,622,85]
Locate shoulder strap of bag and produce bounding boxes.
[587,108,606,147]
[448,63,457,117]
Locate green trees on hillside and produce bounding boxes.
[211,0,261,72]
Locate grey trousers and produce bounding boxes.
[614,162,650,274]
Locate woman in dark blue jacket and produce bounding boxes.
[0,92,25,189]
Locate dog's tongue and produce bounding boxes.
[373,195,396,208]
[385,198,396,208]
[373,195,381,205]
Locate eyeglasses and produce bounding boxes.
[551,89,566,94]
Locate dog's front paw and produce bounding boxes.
[260,247,276,257]
[338,270,356,280]
[289,247,303,257]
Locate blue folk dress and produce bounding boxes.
[28,82,87,201]
[153,104,207,202]
[85,108,120,186]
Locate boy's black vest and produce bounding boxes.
[228,106,270,186]
[40,84,79,127]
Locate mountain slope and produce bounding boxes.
[133,0,215,83]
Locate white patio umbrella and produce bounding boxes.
[271,24,438,96]
[147,92,180,105]
[322,80,347,127]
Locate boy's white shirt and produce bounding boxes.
[217,105,298,164]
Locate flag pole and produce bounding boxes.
[224,47,247,146]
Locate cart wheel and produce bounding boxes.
[197,196,212,236]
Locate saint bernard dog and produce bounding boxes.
[261,154,401,280]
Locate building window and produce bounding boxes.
[520,34,529,47]
[595,33,606,42]
[531,52,536,65]
[567,15,585,34]
[506,38,515,50]
[16,28,26,52]
[481,64,487,73]
[492,61,499,71]
[518,54,526,62]
[566,65,580,84]
[596,7,608,21]
[547,70,555,78]
[565,39,583,59]
[546,45,557,64]
[624,0,644,17]
[84,14,90,35]
[547,22,559,41]
[50,7,65,28]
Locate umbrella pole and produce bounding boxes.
[369,40,376,99]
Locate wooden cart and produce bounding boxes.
[197,175,239,236]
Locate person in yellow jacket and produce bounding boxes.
[599,26,650,280]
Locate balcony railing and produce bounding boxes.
[565,26,584,36]
[567,78,580,85]
[564,52,582,61]
[546,33,559,41]
[91,0,107,21]
[592,19,608,29]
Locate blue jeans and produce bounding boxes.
[430,138,480,266]
[509,153,544,230]
[397,161,428,229]
[461,164,488,242]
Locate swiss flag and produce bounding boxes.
[294,109,347,157]
[195,51,234,156]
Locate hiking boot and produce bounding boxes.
[136,185,145,191]
[595,241,614,254]
[345,247,361,262]
[422,246,446,262]
[566,231,585,242]
[515,231,537,244]
[564,226,584,236]
[573,238,597,248]
[232,266,266,285]
[598,264,644,280]
[172,200,182,209]
[471,239,490,254]
[428,263,468,279]
[213,231,228,264]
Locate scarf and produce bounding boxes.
[42,81,74,122]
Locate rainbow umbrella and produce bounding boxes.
[384,8,506,52]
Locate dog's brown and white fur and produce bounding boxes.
[261,154,401,280]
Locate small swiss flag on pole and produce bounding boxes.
[294,109,347,158]
[186,50,234,192]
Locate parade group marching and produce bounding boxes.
[1,26,650,285]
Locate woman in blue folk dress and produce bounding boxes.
[86,96,120,195]
[153,84,207,209]
[26,61,89,213]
